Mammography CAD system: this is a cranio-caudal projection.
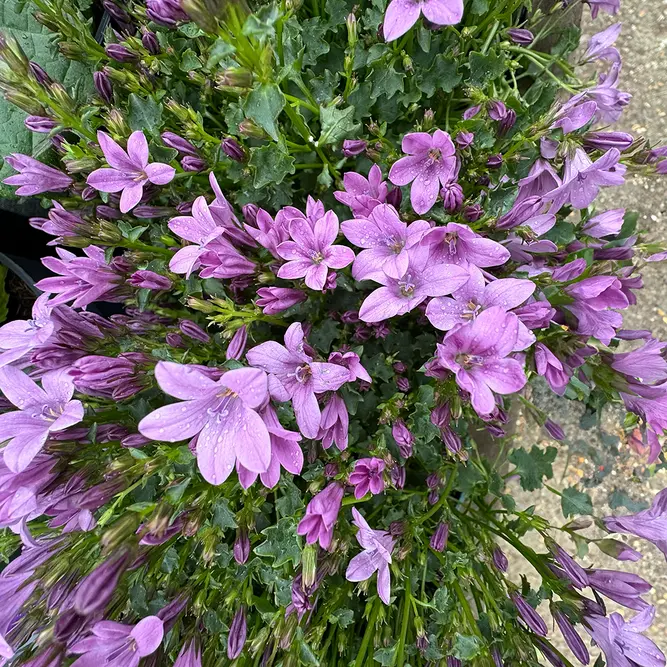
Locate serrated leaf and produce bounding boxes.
[468,50,505,87]
[310,320,340,351]
[302,17,329,66]
[373,643,397,666]
[608,489,649,513]
[508,446,557,492]
[319,105,360,147]
[368,64,405,100]
[128,94,163,135]
[244,83,285,141]
[328,608,354,628]
[561,487,593,517]
[452,634,483,660]
[211,498,237,531]
[255,517,301,567]
[179,48,201,72]
[417,54,461,97]
[243,4,280,41]
[249,143,295,189]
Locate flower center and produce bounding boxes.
[457,353,484,369]
[427,148,442,164]
[295,364,312,383]
[462,301,482,320]
[398,274,416,298]
[310,250,324,264]
[444,232,459,255]
[386,236,404,253]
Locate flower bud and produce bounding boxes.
[73,551,131,615]
[29,61,52,85]
[301,544,318,588]
[456,131,474,149]
[487,153,503,168]
[179,319,210,343]
[386,186,402,209]
[218,67,253,89]
[391,420,414,458]
[341,139,367,157]
[583,131,634,152]
[24,116,57,133]
[222,137,247,161]
[181,156,207,172]
[93,70,113,104]
[234,529,250,564]
[506,28,534,45]
[492,546,509,572]
[346,12,357,43]
[161,131,198,156]
[105,43,139,63]
[128,270,172,291]
[596,538,643,562]
[238,120,266,139]
[544,419,565,441]
[429,522,449,552]
[141,28,160,55]
[463,203,483,221]
[242,203,259,225]
[227,608,247,659]
[441,182,464,213]
[226,325,248,360]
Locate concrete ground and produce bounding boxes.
[508,0,667,655]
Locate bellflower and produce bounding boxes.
[349,458,385,499]
[246,323,349,438]
[535,343,570,395]
[510,593,548,637]
[334,165,389,218]
[245,208,290,258]
[69,616,164,667]
[3,154,73,195]
[587,569,652,611]
[297,482,344,549]
[383,0,462,41]
[611,338,667,383]
[516,159,562,204]
[551,98,598,135]
[585,607,665,667]
[328,351,372,383]
[358,245,469,323]
[0,367,84,473]
[341,203,431,280]
[276,210,355,291]
[317,393,349,451]
[435,307,528,416]
[585,63,632,123]
[0,294,54,367]
[389,130,458,214]
[426,265,535,331]
[583,23,622,63]
[587,0,621,19]
[138,362,271,485]
[87,131,175,213]
[174,640,201,667]
[255,287,307,315]
[582,208,625,238]
[345,508,394,604]
[424,222,510,267]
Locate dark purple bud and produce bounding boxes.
[73,551,130,615]
[234,529,250,564]
[121,433,152,448]
[396,376,410,392]
[386,186,403,209]
[553,611,590,665]
[544,419,565,441]
[158,595,188,633]
[390,464,405,489]
[456,131,474,149]
[507,28,534,45]
[128,270,172,291]
[105,43,139,63]
[463,105,481,120]
[226,325,248,361]
[227,608,247,659]
[499,109,516,136]
[511,593,548,636]
[102,0,131,22]
[324,462,339,478]
[416,633,429,654]
[141,29,160,55]
[222,137,246,162]
[166,332,186,347]
[492,648,504,667]
[392,420,414,458]
[93,71,113,104]
[134,206,173,218]
[242,203,259,225]
[181,156,207,172]
[488,100,507,121]
[29,61,52,85]
[536,640,567,667]
[428,491,439,505]
[429,522,449,552]
[487,154,503,168]
[426,473,440,490]
[549,542,588,588]
[146,0,188,26]
[81,186,97,201]
[492,546,509,572]
[342,139,367,157]
[389,521,405,536]
[24,115,58,133]
[179,319,210,343]
[393,361,407,373]
[447,659,462,667]
[441,182,464,213]
[463,204,483,222]
[55,609,87,642]
[176,201,193,214]
[161,131,198,156]
[50,134,66,153]
[582,596,606,617]
[583,131,634,151]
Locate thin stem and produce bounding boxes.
[396,570,411,666]
[354,599,381,667]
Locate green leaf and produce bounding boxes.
[452,634,483,660]
[468,50,506,87]
[161,547,179,573]
[302,17,330,66]
[211,498,237,531]
[328,608,354,628]
[417,54,461,97]
[255,517,301,567]
[243,4,280,41]
[470,0,489,13]
[244,83,285,141]
[325,0,353,25]
[275,477,304,517]
[608,489,649,513]
[206,38,236,69]
[508,446,557,492]
[319,105,360,147]
[179,48,202,72]
[128,94,163,135]
[310,320,340,351]
[368,64,405,100]
[561,487,593,517]
[249,143,295,189]
[373,643,397,666]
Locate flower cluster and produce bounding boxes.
[0,0,666,664]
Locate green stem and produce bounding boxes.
[355,599,381,667]
[396,570,411,666]
[284,93,319,114]
[452,580,481,636]
[481,21,500,56]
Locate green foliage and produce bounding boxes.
[561,487,593,517]
[255,518,301,567]
[508,446,558,492]
[244,83,285,141]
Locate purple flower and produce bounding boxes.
[342,139,367,156]
[318,393,349,451]
[585,63,631,123]
[553,611,590,665]
[424,222,510,267]
[276,209,354,291]
[429,522,449,552]
[221,137,246,162]
[70,616,164,667]
[585,607,665,667]
[551,98,598,135]
[549,542,588,588]
[587,0,621,19]
[426,265,535,331]
[346,508,395,604]
[127,270,172,291]
[246,323,349,438]
[0,293,54,367]
[358,245,469,323]
[334,165,389,218]
[226,325,248,361]
[70,353,149,400]
[297,482,344,549]
[87,131,175,213]
[581,208,625,238]
[392,420,414,458]
[349,458,385,499]
[138,362,271,485]
[3,154,72,195]
[245,208,289,258]
[517,159,562,203]
[435,307,527,416]
[584,131,632,152]
[611,338,667,384]
[0,367,83,473]
[463,204,484,221]
[455,131,474,149]
[328,351,372,383]
[255,287,306,315]
[507,28,534,45]
[441,182,464,212]
[511,593,548,636]
[73,552,130,616]
[174,640,201,667]
[342,204,431,280]
[234,529,250,564]
[604,489,667,561]
[389,130,458,214]
[492,547,508,572]
[383,0,463,41]
[237,405,303,490]
[227,608,247,659]
[587,569,652,611]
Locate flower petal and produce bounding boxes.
[220,367,268,409]
[359,286,403,323]
[154,361,217,400]
[388,154,423,186]
[310,363,350,393]
[345,550,378,581]
[377,563,391,604]
[86,168,132,193]
[0,365,47,409]
[119,183,145,213]
[324,245,355,269]
[196,423,236,486]
[138,398,214,442]
[421,0,463,25]
[97,131,135,172]
[3,430,49,473]
[483,278,536,311]
[425,296,468,330]
[145,162,176,186]
[126,131,149,169]
[231,403,271,473]
[383,0,422,41]
[292,384,321,439]
[246,341,296,376]
[50,400,84,432]
[41,369,75,404]
[130,616,164,657]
